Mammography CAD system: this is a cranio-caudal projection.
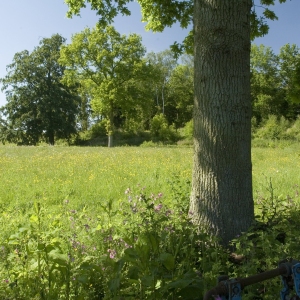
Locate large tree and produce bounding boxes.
[0,34,80,145]
[64,0,289,245]
[59,24,152,147]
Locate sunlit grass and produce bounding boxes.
[0,146,193,209]
[0,144,299,211]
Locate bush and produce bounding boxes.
[285,116,300,141]
[150,114,180,144]
[254,115,290,140]
[182,119,193,140]
[89,120,107,138]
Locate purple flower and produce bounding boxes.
[107,249,117,259]
[154,204,163,212]
[157,192,163,198]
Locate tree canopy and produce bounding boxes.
[251,43,300,122]
[64,0,289,53]
[59,24,153,147]
[0,34,80,145]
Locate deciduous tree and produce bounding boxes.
[0,34,80,145]
[279,44,300,108]
[64,0,290,245]
[59,24,151,147]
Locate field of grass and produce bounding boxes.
[0,146,192,209]
[0,144,299,299]
[1,144,299,207]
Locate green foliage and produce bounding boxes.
[0,34,80,145]
[253,114,300,142]
[279,44,300,104]
[59,24,153,146]
[167,62,194,127]
[285,116,300,141]
[150,114,179,144]
[181,119,193,140]
[0,146,300,298]
[251,43,300,123]
[64,0,290,55]
[226,177,300,300]
[254,115,290,140]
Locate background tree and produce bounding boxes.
[278,44,300,115]
[146,50,178,115]
[250,44,284,122]
[251,43,300,124]
[65,0,290,245]
[166,58,194,127]
[0,34,80,145]
[59,24,152,147]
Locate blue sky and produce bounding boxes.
[1,0,300,107]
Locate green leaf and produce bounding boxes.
[48,250,68,266]
[159,252,175,270]
[141,275,154,287]
[177,285,203,299]
[77,274,89,284]
[128,266,140,280]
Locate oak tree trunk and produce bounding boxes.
[190,0,254,246]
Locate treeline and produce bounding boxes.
[0,27,299,146]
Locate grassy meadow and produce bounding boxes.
[0,144,300,299]
[1,144,299,207]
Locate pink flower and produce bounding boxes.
[154,204,163,212]
[107,249,117,259]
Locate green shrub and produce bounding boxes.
[254,115,290,140]
[90,120,107,138]
[182,119,193,140]
[150,114,179,143]
[285,116,300,141]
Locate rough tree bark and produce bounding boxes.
[190,0,254,246]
